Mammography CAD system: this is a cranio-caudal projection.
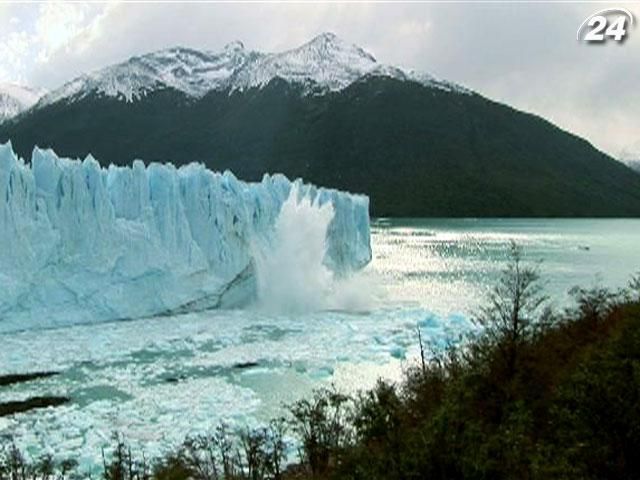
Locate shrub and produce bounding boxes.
[0,440,79,480]
[287,387,353,476]
[473,241,549,379]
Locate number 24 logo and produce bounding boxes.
[577,8,634,43]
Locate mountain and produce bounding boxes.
[620,142,640,173]
[627,162,640,173]
[0,83,44,123]
[2,33,640,217]
[32,33,464,106]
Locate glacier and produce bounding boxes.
[0,142,371,333]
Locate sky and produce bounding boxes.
[0,1,638,158]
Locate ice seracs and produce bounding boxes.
[35,33,469,109]
[0,142,371,332]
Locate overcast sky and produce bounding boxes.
[0,1,638,158]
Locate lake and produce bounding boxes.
[1,218,639,468]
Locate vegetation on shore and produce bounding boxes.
[2,244,639,479]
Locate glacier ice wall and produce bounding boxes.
[0,142,371,332]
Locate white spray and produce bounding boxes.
[253,186,381,314]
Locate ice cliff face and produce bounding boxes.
[0,142,371,332]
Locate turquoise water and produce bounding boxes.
[373,218,640,313]
[1,218,639,467]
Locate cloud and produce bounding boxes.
[0,31,30,84]
[33,1,92,63]
[0,1,102,84]
[2,2,639,157]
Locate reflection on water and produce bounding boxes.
[1,218,639,468]
[372,218,640,314]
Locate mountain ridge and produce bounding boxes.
[27,32,467,112]
[620,141,640,173]
[2,34,639,217]
[0,83,45,123]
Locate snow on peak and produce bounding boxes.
[0,83,45,123]
[620,140,640,162]
[36,33,470,108]
[229,32,379,92]
[39,45,256,106]
[619,140,640,172]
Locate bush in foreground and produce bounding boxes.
[2,250,639,480]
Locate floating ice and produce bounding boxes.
[0,142,371,332]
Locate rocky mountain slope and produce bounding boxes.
[2,33,640,217]
[0,83,44,123]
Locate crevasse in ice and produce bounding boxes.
[0,142,371,332]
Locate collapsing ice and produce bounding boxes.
[0,142,371,332]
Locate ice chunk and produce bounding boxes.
[0,142,371,332]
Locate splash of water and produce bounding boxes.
[253,186,380,314]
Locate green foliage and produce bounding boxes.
[3,261,640,480]
[626,272,640,302]
[0,441,78,480]
[568,284,619,324]
[287,387,353,476]
[325,257,640,480]
[151,421,288,480]
[539,310,640,479]
[102,434,150,480]
[473,241,549,379]
[353,380,402,444]
[0,422,288,480]
[238,419,288,480]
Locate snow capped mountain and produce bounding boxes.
[40,43,259,106]
[4,32,640,219]
[229,32,377,91]
[620,141,640,160]
[620,141,640,173]
[36,33,468,109]
[627,161,640,173]
[0,84,45,123]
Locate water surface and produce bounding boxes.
[1,218,639,468]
